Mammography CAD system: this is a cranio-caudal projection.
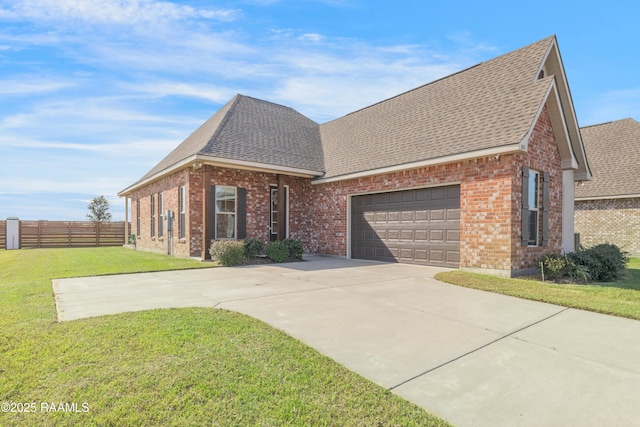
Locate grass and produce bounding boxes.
[0,247,450,427]
[436,258,640,320]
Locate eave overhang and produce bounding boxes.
[311,144,523,185]
[118,154,324,197]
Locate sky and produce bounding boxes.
[0,0,638,221]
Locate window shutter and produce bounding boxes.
[541,172,549,246]
[237,187,247,240]
[521,166,530,246]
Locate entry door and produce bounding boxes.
[270,186,288,241]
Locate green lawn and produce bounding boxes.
[0,247,449,427]
[436,258,640,320]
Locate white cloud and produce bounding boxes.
[0,77,75,95]
[299,33,324,42]
[1,0,241,26]
[264,42,466,121]
[0,2,498,221]
[124,81,237,103]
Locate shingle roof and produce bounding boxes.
[137,95,324,183]
[122,35,583,195]
[575,118,640,199]
[319,36,555,179]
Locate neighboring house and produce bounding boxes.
[118,36,591,277]
[575,118,640,256]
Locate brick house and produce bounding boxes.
[575,118,640,256]
[118,36,591,277]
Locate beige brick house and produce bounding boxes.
[118,35,591,276]
[575,118,640,256]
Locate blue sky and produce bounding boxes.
[1,0,638,221]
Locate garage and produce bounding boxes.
[351,185,460,267]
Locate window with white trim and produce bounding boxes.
[215,185,236,239]
[526,170,540,246]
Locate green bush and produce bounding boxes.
[539,243,628,283]
[243,237,265,258]
[539,252,590,283]
[539,252,571,281]
[266,241,289,263]
[282,238,304,259]
[209,240,245,266]
[569,243,628,282]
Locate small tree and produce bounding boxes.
[87,195,112,223]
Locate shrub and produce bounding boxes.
[569,243,628,282]
[539,243,628,283]
[539,252,571,281]
[282,238,304,259]
[243,237,265,258]
[266,241,289,263]
[209,240,245,266]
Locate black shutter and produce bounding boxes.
[237,187,247,240]
[541,172,549,246]
[521,166,530,246]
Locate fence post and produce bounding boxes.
[96,222,100,247]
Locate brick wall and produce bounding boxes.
[130,169,191,257]
[127,105,564,275]
[510,106,564,271]
[307,155,518,270]
[575,198,640,256]
[203,166,312,243]
[307,105,563,275]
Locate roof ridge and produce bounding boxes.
[323,35,555,124]
[235,94,320,123]
[331,63,483,121]
[198,94,242,155]
[581,117,638,129]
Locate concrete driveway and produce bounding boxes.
[53,256,640,427]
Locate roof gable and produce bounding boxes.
[575,118,640,199]
[536,39,591,180]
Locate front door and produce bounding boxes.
[270,185,288,241]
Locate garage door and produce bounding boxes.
[351,185,460,267]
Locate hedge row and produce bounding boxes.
[209,237,303,266]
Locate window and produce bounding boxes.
[179,186,186,239]
[215,185,236,239]
[136,199,141,237]
[158,193,164,237]
[270,187,278,238]
[526,169,540,246]
[151,195,156,237]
